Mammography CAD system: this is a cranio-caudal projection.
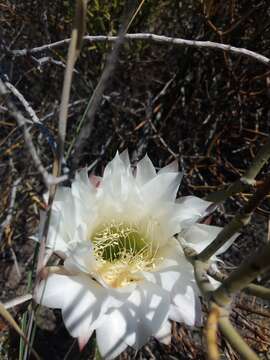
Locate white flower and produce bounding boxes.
[34,151,235,359]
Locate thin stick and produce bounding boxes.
[207,267,270,300]
[57,0,87,171]
[9,33,270,67]
[243,283,270,300]
[206,305,220,360]
[0,80,67,187]
[4,80,41,124]
[218,316,259,360]
[3,294,33,310]
[0,176,21,242]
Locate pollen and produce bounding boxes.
[91,221,158,287]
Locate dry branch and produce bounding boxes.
[206,305,220,360]
[213,241,270,306]
[0,79,67,187]
[0,176,21,242]
[8,33,270,67]
[218,315,259,360]
[57,0,87,170]
[4,81,40,124]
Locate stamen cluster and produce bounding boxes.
[92,221,158,287]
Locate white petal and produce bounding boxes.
[168,304,185,323]
[62,278,109,339]
[138,210,174,248]
[142,241,201,327]
[141,243,190,293]
[181,223,238,256]
[158,160,179,174]
[125,281,171,349]
[174,196,212,227]
[75,167,92,188]
[146,202,183,241]
[119,149,130,168]
[72,223,89,245]
[153,237,188,268]
[53,187,90,232]
[50,195,94,252]
[102,151,125,181]
[46,210,70,253]
[54,186,72,203]
[135,154,156,186]
[34,273,68,309]
[34,210,46,243]
[55,196,77,239]
[172,285,202,327]
[72,167,96,201]
[66,195,93,234]
[35,274,110,340]
[154,320,171,345]
[64,243,97,275]
[141,172,182,206]
[96,309,130,360]
[100,152,135,205]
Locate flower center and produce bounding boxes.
[91,221,158,288]
[92,222,149,261]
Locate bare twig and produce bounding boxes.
[218,315,259,360]
[0,176,21,242]
[0,79,67,187]
[9,33,270,66]
[208,266,270,300]
[10,247,22,281]
[41,99,86,122]
[31,55,78,72]
[3,294,33,310]
[199,213,250,262]
[4,80,41,124]
[206,305,220,360]
[57,0,87,171]
[243,283,270,300]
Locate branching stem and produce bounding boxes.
[198,175,270,261]
[218,315,259,360]
[213,242,270,306]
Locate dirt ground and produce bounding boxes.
[0,1,270,359]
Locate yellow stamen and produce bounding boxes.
[91,221,159,288]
